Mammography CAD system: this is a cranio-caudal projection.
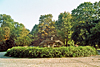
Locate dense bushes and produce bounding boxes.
[5,46,98,58]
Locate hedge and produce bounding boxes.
[5,46,98,58]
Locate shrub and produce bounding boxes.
[5,46,98,58]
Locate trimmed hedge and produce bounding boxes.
[5,46,98,58]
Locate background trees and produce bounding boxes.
[0,1,100,51]
[30,1,100,48]
[31,1,100,48]
[0,14,32,51]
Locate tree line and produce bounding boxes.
[0,1,100,51]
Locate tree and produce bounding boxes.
[38,14,56,39]
[30,14,57,46]
[0,14,15,51]
[71,1,100,47]
[56,12,72,46]
[39,14,53,24]
[15,26,33,46]
[72,2,95,23]
[0,14,32,50]
[93,1,100,22]
[90,21,100,48]
[30,24,39,39]
[0,14,15,40]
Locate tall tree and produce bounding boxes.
[0,14,15,44]
[0,14,15,51]
[88,1,100,47]
[56,12,72,46]
[71,2,100,47]
[38,14,56,40]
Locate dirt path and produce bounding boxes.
[0,52,100,67]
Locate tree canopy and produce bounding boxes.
[71,1,100,48]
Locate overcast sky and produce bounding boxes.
[0,0,99,31]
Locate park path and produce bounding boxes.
[0,51,100,67]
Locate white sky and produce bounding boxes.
[0,0,99,31]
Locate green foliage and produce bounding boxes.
[56,12,73,45]
[0,27,5,41]
[5,46,97,58]
[15,36,33,46]
[67,40,74,46]
[31,24,39,38]
[0,14,32,51]
[30,14,57,46]
[38,14,56,39]
[72,2,95,22]
[71,1,100,47]
[15,27,32,46]
[89,22,100,47]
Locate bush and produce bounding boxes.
[5,46,98,58]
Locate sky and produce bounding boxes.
[0,0,99,31]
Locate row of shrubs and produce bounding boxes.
[5,46,98,58]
